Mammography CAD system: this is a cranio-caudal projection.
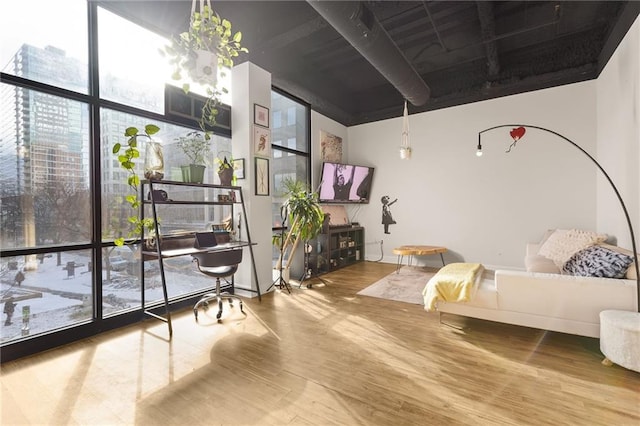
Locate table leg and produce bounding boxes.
[396,255,403,273]
[440,253,446,266]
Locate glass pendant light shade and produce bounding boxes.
[400,100,411,159]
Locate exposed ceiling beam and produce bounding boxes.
[476,1,500,79]
[307,0,431,106]
[258,16,329,51]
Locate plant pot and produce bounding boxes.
[181,164,206,184]
[190,49,219,86]
[399,146,412,159]
[218,168,233,186]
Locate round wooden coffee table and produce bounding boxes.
[392,245,447,273]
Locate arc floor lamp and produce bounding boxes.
[476,124,639,312]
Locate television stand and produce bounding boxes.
[309,226,364,276]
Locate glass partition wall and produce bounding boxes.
[0,1,232,361]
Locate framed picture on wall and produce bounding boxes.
[255,158,269,196]
[233,158,245,179]
[253,125,271,157]
[254,103,269,128]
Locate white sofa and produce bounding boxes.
[438,231,638,338]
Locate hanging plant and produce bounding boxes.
[160,1,248,136]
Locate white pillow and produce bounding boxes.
[538,229,608,268]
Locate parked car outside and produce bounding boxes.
[110,256,128,271]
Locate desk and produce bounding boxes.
[140,180,260,337]
[142,241,254,259]
[393,245,447,273]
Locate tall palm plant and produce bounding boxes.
[273,178,325,271]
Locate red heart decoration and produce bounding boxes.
[510,126,526,140]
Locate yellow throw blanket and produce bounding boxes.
[422,262,484,312]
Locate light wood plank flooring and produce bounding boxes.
[1,261,639,425]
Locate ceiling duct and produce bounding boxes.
[307,0,431,107]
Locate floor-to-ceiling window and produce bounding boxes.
[269,89,311,265]
[0,1,232,361]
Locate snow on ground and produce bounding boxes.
[1,251,223,342]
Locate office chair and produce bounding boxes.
[192,249,245,321]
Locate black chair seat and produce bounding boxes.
[192,249,244,322]
[197,265,238,277]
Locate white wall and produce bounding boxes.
[304,17,639,271]
[224,18,639,281]
[346,82,599,269]
[596,15,640,251]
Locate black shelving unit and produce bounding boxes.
[310,226,364,275]
[139,180,261,336]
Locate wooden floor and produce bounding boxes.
[1,261,639,425]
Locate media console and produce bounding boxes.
[309,226,364,275]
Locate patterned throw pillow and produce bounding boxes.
[538,229,608,268]
[562,245,634,278]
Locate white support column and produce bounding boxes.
[231,62,273,296]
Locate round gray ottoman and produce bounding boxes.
[599,309,640,372]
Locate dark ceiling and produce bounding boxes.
[104,1,640,126]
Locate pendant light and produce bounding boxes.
[400,100,411,159]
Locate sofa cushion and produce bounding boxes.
[562,245,634,278]
[627,262,638,280]
[598,243,639,280]
[538,229,608,268]
[538,229,556,247]
[525,254,560,273]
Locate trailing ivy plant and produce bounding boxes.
[112,124,160,246]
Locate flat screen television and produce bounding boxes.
[318,161,375,204]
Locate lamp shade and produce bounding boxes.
[400,100,411,159]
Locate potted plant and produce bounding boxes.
[112,124,160,246]
[272,178,325,281]
[215,156,234,186]
[160,3,248,134]
[176,131,211,183]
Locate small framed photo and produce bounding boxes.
[254,103,269,128]
[255,157,269,196]
[233,158,245,179]
[253,126,271,157]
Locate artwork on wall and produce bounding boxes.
[320,130,343,163]
[255,157,269,196]
[233,158,245,179]
[254,103,269,127]
[381,195,398,234]
[253,126,271,157]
